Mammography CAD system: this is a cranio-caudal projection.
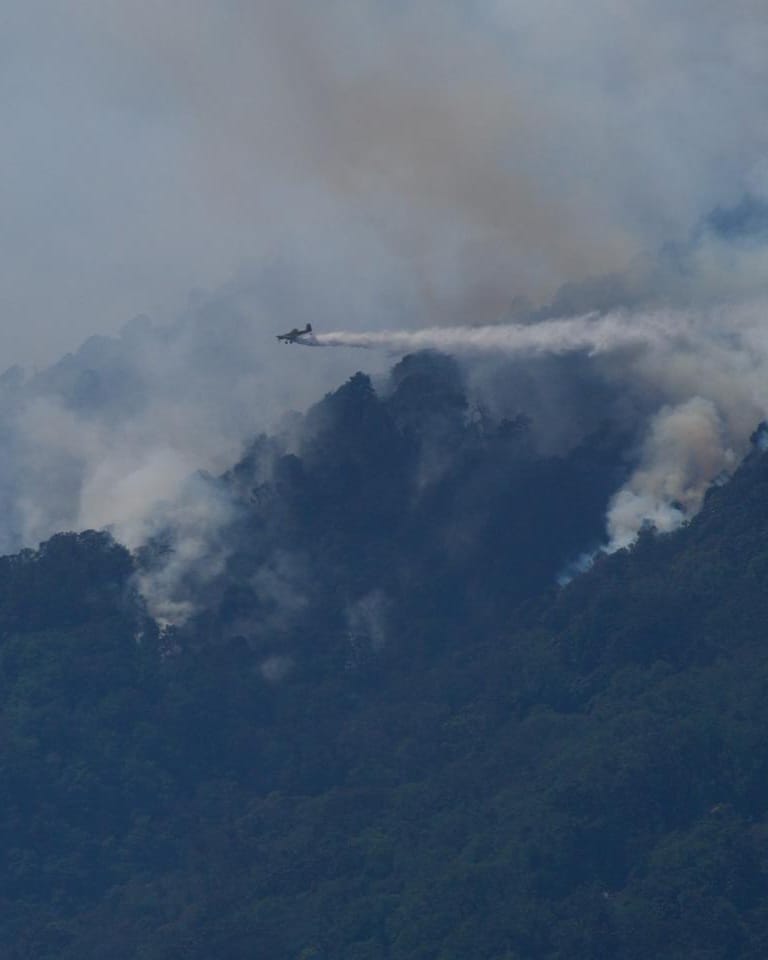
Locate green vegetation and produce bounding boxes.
[3,360,768,957]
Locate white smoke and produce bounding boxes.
[0,278,390,623]
[606,398,736,550]
[312,300,768,551]
[4,292,768,623]
[129,472,237,629]
[312,311,684,355]
[4,0,768,620]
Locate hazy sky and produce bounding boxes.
[3,1,768,617]
[3,0,768,366]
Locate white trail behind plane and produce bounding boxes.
[309,311,691,357]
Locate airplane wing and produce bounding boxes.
[276,325,314,343]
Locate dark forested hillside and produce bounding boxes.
[4,356,768,958]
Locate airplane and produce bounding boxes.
[276,323,313,344]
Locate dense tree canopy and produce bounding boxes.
[3,355,768,958]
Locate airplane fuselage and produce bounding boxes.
[276,323,313,344]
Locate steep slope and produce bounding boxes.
[3,362,768,957]
[172,352,629,648]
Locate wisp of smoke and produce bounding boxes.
[311,311,687,356]
[606,397,736,550]
[317,300,768,557]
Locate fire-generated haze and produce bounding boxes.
[1,292,767,624]
[4,1,768,619]
[5,1,768,361]
[313,301,768,554]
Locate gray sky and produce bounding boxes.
[3,0,768,366]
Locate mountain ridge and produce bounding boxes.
[2,356,768,957]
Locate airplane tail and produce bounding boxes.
[306,323,313,333]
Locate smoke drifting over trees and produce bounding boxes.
[7,6,768,955]
[1,268,768,620]
[2,1,768,610]
[7,327,768,959]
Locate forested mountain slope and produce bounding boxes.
[3,357,768,958]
